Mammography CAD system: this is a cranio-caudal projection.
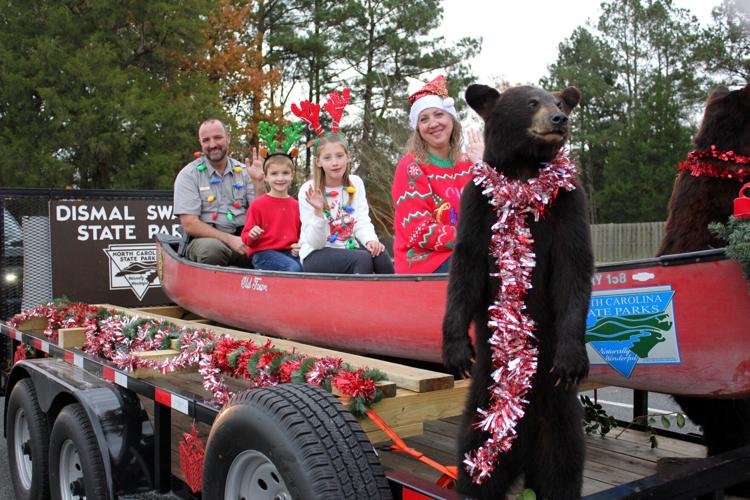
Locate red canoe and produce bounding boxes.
[156,236,750,397]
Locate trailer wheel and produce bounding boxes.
[203,383,392,500]
[7,378,51,500]
[49,404,108,500]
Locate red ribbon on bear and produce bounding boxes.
[734,183,750,219]
[179,424,205,493]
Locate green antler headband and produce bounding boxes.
[258,121,304,162]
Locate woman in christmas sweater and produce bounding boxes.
[299,134,394,274]
[391,75,484,273]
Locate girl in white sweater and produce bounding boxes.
[298,134,394,274]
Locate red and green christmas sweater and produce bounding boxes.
[391,152,474,273]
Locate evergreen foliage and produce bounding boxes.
[0,0,227,189]
[710,216,750,281]
[1,0,747,233]
[542,0,747,223]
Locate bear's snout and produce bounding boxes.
[550,111,568,127]
[529,107,569,142]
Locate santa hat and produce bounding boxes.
[408,75,458,129]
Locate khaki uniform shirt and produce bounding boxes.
[173,156,255,234]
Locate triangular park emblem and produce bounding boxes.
[586,285,680,378]
[103,243,161,300]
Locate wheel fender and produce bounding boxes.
[4,359,149,500]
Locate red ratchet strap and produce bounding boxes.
[366,408,458,488]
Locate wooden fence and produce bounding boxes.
[591,221,665,263]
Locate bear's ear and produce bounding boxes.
[554,87,581,115]
[708,86,730,104]
[742,82,750,96]
[465,84,500,121]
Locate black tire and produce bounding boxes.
[7,378,51,500]
[49,403,108,500]
[202,383,392,500]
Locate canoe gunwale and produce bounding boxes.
[157,235,447,282]
[156,234,730,280]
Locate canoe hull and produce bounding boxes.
[157,239,750,397]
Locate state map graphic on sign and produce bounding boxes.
[585,285,680,378]
[103,243,161,300]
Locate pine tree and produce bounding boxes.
[0,0,225,189]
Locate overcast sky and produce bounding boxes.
[437,0,720,86]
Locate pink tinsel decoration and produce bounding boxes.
[466,152,577,484]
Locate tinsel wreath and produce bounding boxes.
[467,152,577,484]
[709,217,750,285]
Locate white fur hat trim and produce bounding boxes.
[409,95,458,129]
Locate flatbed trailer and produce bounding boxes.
[1,307,749,499]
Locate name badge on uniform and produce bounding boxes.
[199,186,210,191]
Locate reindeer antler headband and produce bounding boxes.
[258,121,305,165]
[291,88,351,154]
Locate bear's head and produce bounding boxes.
[694,82,750,155]
[466,84,580,175]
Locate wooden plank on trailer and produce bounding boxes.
[102,304,454,393]
[333,380,398,399]
[58,327,87,349]
[583,457,645,486]
[130,349,199,378]
[13,316,48,332]
[189,318,213,324]
[585,433,689,462]
[133,305,186,318]
[367,423,424,444]
[585,445,657,477]
[357,380,469,435]
[132,349,180,361]
[610,428,705,457]
[583,477,618,496]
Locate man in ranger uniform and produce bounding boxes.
[174,119,265,266]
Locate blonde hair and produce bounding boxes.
[313,134,355,209]
[406,116,464,165]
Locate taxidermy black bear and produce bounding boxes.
[442,84,593,499]
[658,82,750,496]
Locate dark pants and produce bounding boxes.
[252,250,303,272]
[303,247,395,274]
[433,257,451,273]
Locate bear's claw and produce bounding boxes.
[442,336,475,375]
[551,346,590,389]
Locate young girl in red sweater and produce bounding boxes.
[240,155,302,271]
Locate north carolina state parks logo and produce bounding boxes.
[102,243,161,300]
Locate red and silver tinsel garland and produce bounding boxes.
[10,301,385,411]
[678,145,750,180]
[466,152,577,484]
